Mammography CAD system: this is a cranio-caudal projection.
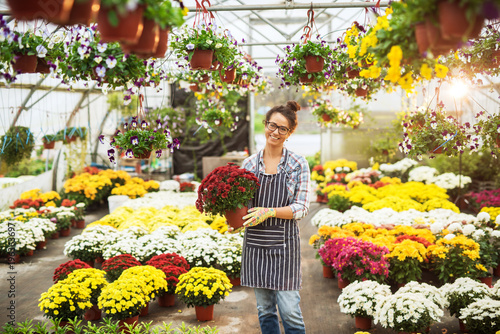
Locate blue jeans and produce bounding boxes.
[254,288,306,334]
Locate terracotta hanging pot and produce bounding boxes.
[121,19,160,55]
[347,67,359,79]
[304,55,324,73]
[414,22,430,55]
[189,49,214,70]
[489,50,500,68]
[7,0,73,22]
[66,0,100,26]
[299,75,314,84]
[321,114,331,122]
[429,146,443,154]
[134,150,152,159]
[189,83,202,92]
[425,18,460,55]
[220,68,236,83]
[209,60,223,71]
[355,87,367,97]
[153,28,170,58]
[199,74,210,83]
[12,54,38,74]
[97,6,144,43]
[36,58,51,74]
[438,1,484,40]
[224,205,247,231]
[43,141,55,149]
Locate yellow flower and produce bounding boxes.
[420,63,432,80]
[387,45,403,67]
[384,66,401,83]
[397,72,414,92]
[434,64,448,78]
[347,45,358,59]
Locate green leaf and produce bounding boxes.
[108,10,119,27]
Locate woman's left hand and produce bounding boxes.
[243,207,276,227]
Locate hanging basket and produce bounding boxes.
[6,0,73,22]
[414,22,430,55]
[199,74,210,83]
[209,60,223,71]
[43,141,55,149]
[189,83,202,92]
[220,68,236,83]
[13,54,38,74]
[189,49,214,70]
[425,18,460,55]
[321,114,331,122]
[134,150,152,159]
[66,0,99,26]
[355,87,368,97]
[152,28,170,58]
[36,58,51,74]
[121,19,160,55]
[299,75,314,84]
[304,55,324,73]
[438,1,484,40]
[347,67,359,79]
[97,6,144,43]
[429,146,443,154]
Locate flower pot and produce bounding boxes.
[36,58,51,74]
[459,319,469,333]
[57,320,75,334]
[97,6,144,44]
[209,60,222,72]
[134,150,152,159]
[355,87,367,97]
[67,0,99,26]
[51,231,60,239]
[158,293,175,307]
[65,135,76,143]
[139,301,149,317]
[316,194,328,203]
[43,141,55,149]
[24,249,34,256]
[76,220,86,229]
[347,68,359,79]
[71,219,77,227]
[322,265,334,279]
[338,277,350,289]
[84,304,101,321]
[304,55,324,73]
[299,75,314,84]
[355,316,372,330]
[13,54,38,74]
[60,227,71,237]
[490,50,500,68]
[195,304,214,321]
[479,276,493,288]
[83,260,94,268]
[321,114,331,122]
[153,28,170,58]
[220,68,236,83]
[189,83,202,92]
[189,49,214,70]
[429,146,443,154]
[438,1,484,40]
[118,315,139,333]
[224,205,248,231]
[414,22,430,55]
[425,19,459,55]
[121,19,160,55]
[199,74,210,83]
[36,240,46,250]
[6,0,73,22]
[229,276,241,286]
[7,254,20,264]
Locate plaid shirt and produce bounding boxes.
[242,148,311,220]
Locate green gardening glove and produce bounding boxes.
[243,207,276,227]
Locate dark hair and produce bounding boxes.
[265,100,301,133]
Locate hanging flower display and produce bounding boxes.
[311,100,364,129]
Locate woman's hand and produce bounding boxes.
[243,207,276,227]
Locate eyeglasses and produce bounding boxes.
[264,121,290,135]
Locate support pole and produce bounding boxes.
[65,84,97,128]
[9,77,46,130]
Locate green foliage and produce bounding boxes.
[327,194,352,212]
[3,158,51,177]
[143,0,186,29]
[107,92,138,117]
[0,126,35,166]
[306,151,321,171]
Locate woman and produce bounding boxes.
[240,100,311,334]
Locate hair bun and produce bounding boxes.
[286,100,301,112]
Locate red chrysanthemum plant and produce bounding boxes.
[53,259,92,283]
[101,254,142,282]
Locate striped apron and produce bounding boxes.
[240,149,302,290]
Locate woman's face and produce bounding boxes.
[265,112,291,148]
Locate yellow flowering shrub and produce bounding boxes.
[387,239,428,284]
[363,196,424,212]
[63,268,108,304]
[323,159,358,172]
[111,177,160,199]
[422,198,459,213]
[98,276,147,320]
[20,189,61,206]
[427,235,482,283]
[389,225,436,244]
[342,222,374,236]
[175,267,232,307]
[63,173,113,205]
[39,281,92,320]
[480,207,500,223]
[119,265,168,300]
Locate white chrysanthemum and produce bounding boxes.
[477,212,491,222]
[337,280,392,318]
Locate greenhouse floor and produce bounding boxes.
[0,202,491,334]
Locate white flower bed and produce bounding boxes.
[337,280,391,318]
[379,158,418,175]
[119,191,198,210]
[408,166,438,183]
[311,206,477,234]
[395,281,448,309]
